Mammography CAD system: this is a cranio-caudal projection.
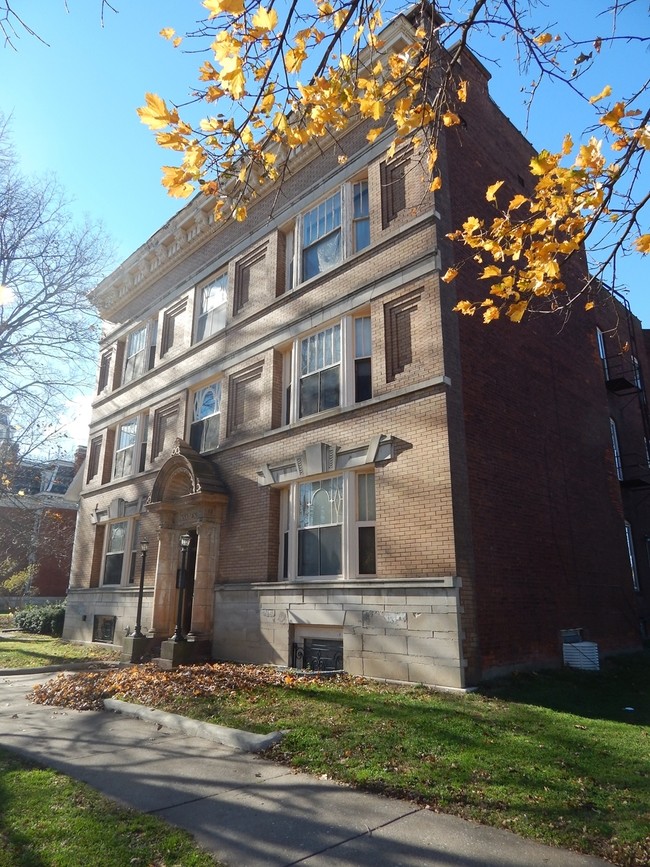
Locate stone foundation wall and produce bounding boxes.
[64,587,154,647]
[213,578,465,688]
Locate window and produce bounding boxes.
[281,470,376,580]
[625,521,640,592]
[296,178,370,285]
[122,321,157,384]
[86,436,102,483]
[357,471,376,574]
[380,146,411,227]
[298,476,344,577]
[610,418,623,480]
[113,415,148,479]
[152,402,180,460]
[196,274,227,341]
[596,328,609,378]
[102,517,140,586]
[190,382,222,453]
[285,314,372,423]
[97,351,112,393]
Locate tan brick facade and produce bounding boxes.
[64,24,648,684]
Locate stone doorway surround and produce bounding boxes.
[146,439,229,651]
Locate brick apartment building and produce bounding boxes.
[63,13,648,686]
[0,429,84,599]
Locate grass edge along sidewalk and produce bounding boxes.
[0,747,224,867]
[29,651,650,867]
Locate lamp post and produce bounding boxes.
[131,538,149,639]
[170,532,191,642]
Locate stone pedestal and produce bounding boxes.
[120,635,153,664]
[156,637,212,669]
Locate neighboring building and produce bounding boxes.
[63,13,648,685]
[0,440,85,599]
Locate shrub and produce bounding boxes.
[14,604,65,637]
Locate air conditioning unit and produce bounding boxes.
[563,641,600,671]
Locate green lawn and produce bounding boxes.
[0,748,223,867]
[0,632,120,669]
[31,651,650,866]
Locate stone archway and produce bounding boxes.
[146,439,229,650]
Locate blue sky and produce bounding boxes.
[0,1,647,442]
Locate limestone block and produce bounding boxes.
[362,610,407,629]
[363,633,408,655]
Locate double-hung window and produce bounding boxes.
[196,274,227,341]
[123,321,157,385]
[190,381,222,453]
[295,178,370,285]
[285,314,372,423]
[610,418,623,480]
[113,415,148,479]
[281,470,376,580]
[102,515,140,586]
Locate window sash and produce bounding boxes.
[197,277,227,341]
[124,326,148,383]
[190,382,222,452]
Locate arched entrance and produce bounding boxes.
[146,439,229,658]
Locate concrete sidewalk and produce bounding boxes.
[1,672,608,867]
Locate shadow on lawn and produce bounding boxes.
[477,649,650,726]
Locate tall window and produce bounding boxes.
[352,180,370,252]
[282,470,376,580]
[610,418,623,481]
[296,177,370,285]
[196,274,227,341]
[123,326,148,384]
[298,476,344,577]
[285,314,372,423]
[596,328,609,378]
[300,325,341,417]
[190,382,222,452]
[113,415,148,479]
[102,517,140,586]
[357,472,376,574]
[302,191,342,281]
[625,522,640,591]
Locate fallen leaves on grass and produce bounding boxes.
[29,662,353,711]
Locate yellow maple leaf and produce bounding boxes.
[359,96,385,120]
[203,0,245,17]
[252,6,278,31]
[366,127,383,143]
[441,267,459,283]
[457,80,468,103]
[585,301,595,311]
[506,300,528,322]
[442,111,461,127]
[161,166,194,198]
[534,32,553,46]
[635,234,650,254]
[285,46,307,73]
[219,55,246,99]
[483,305,500,324]
[233,204,248,221]
[486,180,504,203]
[508,194,527,211]
[429,176,442,192]
[589,84,612,104]
[137,93,177,130]
[453,300,475,315]
[160,27,175,40]
[480,265,502,280]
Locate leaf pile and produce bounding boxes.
[29,662,353,712]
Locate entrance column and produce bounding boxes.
[150,510,178,638]
[188,521,221,640]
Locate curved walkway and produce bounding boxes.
[1,672,608,867]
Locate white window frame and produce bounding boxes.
[189,381,222,453]
[113,414,148,479]
[195,273,228,342]
[280,470,375,581]
[625,521,640,592]
[610,418,623,481]
[101,514,140,587]
[596,327,609,379]
[289,176,370,288]
[123,320,157,385]
[283,313,372,424]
